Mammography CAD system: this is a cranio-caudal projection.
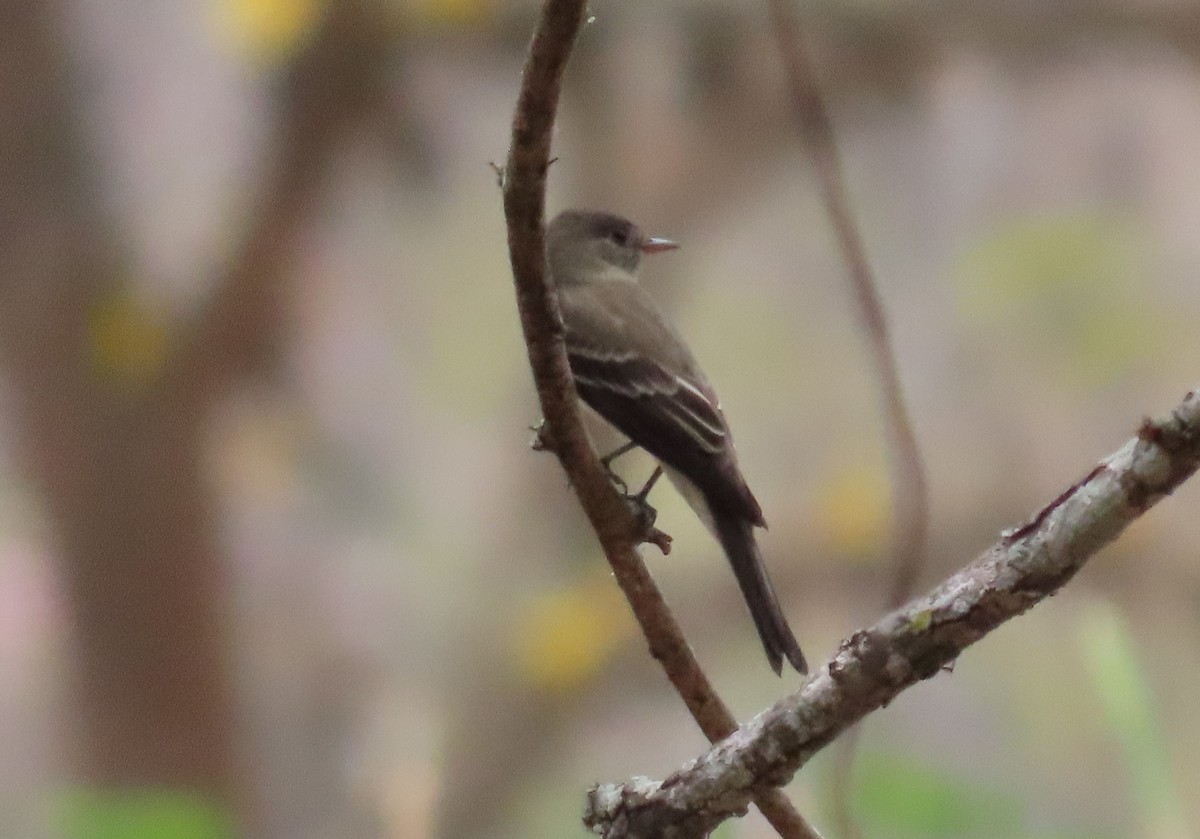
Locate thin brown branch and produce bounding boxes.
[767,6,928,831]
[767,0,929,610]
[161,0,391,405]
[585,387,1200,837]
[501,2,821,837]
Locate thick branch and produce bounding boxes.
[501,2,819,837]
[585,387,1200,837]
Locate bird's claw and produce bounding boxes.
[623,493,672,555]
[528,418,670,553]
[624,492,657,530]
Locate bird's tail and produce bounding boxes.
[712,513,807,675]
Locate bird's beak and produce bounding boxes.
[640,236,679,254]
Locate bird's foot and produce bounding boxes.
[623,491,672,555]
[530,421,670,553]
[599,441,639,494]
[606,468,630,497]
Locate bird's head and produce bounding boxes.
[547,209,677,283]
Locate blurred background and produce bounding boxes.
[2,0,1199,837]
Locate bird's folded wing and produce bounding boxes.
[566,344,727,457]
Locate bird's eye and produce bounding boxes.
[608,228,630,246]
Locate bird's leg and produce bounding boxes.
[535,420,671,554]
[598,440,638,495]
[624,465,663,532]
[623,465,672,555]
[600,440,638,469]
[633,465,664,503]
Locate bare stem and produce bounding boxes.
[501,2,821,836]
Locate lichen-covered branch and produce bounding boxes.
[585,387,1200,837]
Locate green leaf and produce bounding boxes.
[1078,600,1190,838]
[53,788,234,839]
[956,212,1170,384]
[848,752,1022,839]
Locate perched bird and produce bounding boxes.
[546,209,807,675]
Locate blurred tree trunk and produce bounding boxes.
[0,1,387,834]
[0,0,240,826]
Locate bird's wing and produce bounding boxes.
[567,344,728,455]
[557,278,733,471]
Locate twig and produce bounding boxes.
[501,2,821,837]
[584,387,1200,837]
[767,0,928,612]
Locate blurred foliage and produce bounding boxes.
[213,0,324,64]
[510,573,635,694]
[957,212,1168,385]
[395,0,494,29]
[812,459,889,561]
[848,751,1079,839]
[87,290,168,386]
[835,601,1192,839]
[54,789,232,839]
[1079,600,1191,839]
[212,0,494,59]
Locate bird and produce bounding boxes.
[545,208,807,675]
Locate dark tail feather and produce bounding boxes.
[712,513,807,675]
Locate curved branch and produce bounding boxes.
[585,387,1200,837]
[767,0,928,609]
[501,2,820,837]
[766,3,930,834]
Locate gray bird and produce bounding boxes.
[546,209,807,675]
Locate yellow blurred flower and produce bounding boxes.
[511,577,633,694]
[397,0,492,28]
[87,292,168,385]
[957,212,1169,385]
[813,461,889,560]
[213,0,324,65]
